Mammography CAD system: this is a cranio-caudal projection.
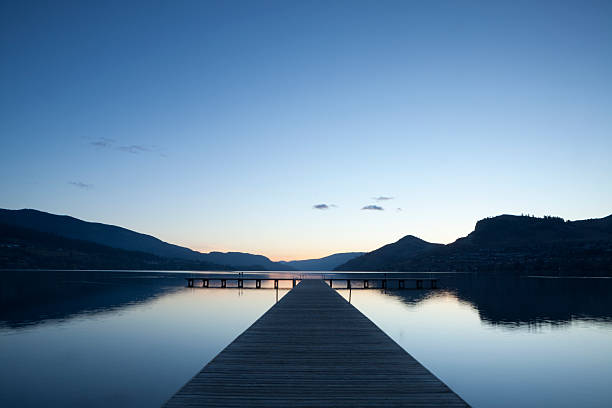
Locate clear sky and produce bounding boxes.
[1,1,611,261]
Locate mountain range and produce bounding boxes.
[336,214,612,274]
[0,222,229,271]
[280,252,365,271]
[0,209,361,271]
[335,235,441,271]
[2,208,611,274]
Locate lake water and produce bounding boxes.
[1,270,611,407]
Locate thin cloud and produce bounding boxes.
[90,137,114,148]
[362,205,384,211]
[396,208,403,212]
[373,196,394,201]
[117,144,150,154]
[89,138,165,156]
[69,181,93,189]
[313,204,336,210]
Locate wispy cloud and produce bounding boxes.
[313,203,336,210]
[396,207,403,212]
[89,138,165,157]
[69,181,93,189]
[117,144,150,154]
[90,137,115,148]
[362,205,384,211]
[373,196,394,201]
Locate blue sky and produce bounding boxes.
[1,1,611,260]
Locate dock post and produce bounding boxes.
[382,279,387,289]
[188,278,193,287]
[399,280,405,289]
[416,279,423,289]
[238,279,243,288]
[347,279,351,289]
[256,279,261,289]
[293,279,296,288]
[329,279,333,288]
[364,280,369,289]
[431,279,437,289]
[274,279,278,289]
[203,279,209,288]
[221,279,227,288]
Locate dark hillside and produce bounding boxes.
[336,214,612,275]
[335,235,441,271]
[0,223,229,270]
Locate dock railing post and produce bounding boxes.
[364,280,369,289]
[329,279,333,288]
[256,279,261,289]
[203,279,209,288]
[399,280,405,289]
[347,279,351,289]
[293,279,296,288]
[274,279,278,289]
[238,279,243,288]
[416,279,423,289]
[221,279,226,288]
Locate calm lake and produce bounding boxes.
[1,270,611,407]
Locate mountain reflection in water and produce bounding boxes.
[340,273,612,408]
[386,274,612,328]
[1,270,611,408]
[0,270,185,329]
[2,270,612,330]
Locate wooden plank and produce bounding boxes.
[164,280,470,407]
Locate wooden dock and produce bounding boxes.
[164,279,469,407]
[186,276,438,290]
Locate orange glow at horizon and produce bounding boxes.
[189,245,364,262]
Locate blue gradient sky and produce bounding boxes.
[1,1,611,260]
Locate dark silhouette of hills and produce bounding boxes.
[0,209,291,270]
[467,214,612,246]
[336,214,612,275]
[0,223,230,270]
[0,209,199,258]
[280,252,365,271]
[204,251,287,270]
[335,236,441,271]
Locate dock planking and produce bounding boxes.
[164,279,470,407]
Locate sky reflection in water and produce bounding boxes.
[339,276,612,408]
[0,271,290,407]
[1,271,611,407]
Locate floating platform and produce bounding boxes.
[165,279,469,407]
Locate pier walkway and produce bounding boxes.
[164,279,469,407]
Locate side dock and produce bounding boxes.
[186,276,439,289]
[164,279,470,407]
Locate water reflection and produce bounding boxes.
[5,270,610,331]
[386,274,612,328]
[0,270,186,329]
[341,274,612,408]
[0,270,289,407]
[1,270,612,408]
